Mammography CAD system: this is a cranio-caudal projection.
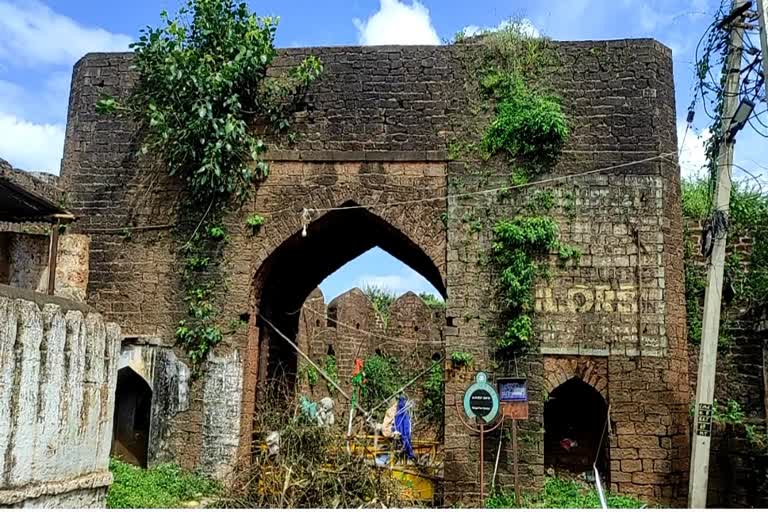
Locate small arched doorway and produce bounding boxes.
[544,377,609,477]
[112,367,152,467]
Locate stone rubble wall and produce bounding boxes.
[296,287,445,404]
[684,219,768,507]
[0,284,120,508]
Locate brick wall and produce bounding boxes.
[60,40,687,504]
[442,40,688,505]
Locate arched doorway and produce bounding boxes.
[544,377,609,477]
[112,367,152,467]
[249,201,446,401]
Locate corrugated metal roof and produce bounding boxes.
[0,158,74,224]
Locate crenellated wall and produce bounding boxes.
[0,284,120,508]
[296,287,445,404]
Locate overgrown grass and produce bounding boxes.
[419,292,446,310]
[486,476,646,509]
[107,458,220,509]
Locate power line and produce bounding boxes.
[301,151,679,217]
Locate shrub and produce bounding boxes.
[107,458,220,509]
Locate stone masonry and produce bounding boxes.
[295,287,444,409]
[59,39,688,504]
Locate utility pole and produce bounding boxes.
[688,1,748,507]
[758,0,768,96]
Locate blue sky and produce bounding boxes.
[1,0,765,301]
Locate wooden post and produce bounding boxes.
[689,2,746,507]
[46,220,60,295]
[513,419,520,507]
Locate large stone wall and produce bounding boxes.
[442,40,688,505]
[0,284,120,508]
[59,40,687,505]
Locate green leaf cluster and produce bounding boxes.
[492,217,579,351]
[362,284,397,326]
[360,355,402,411]
[449,351,474,367]
[324,355,338,385]
[682,178,768,347]
[420,362,444,426]
[110,0,322,205]
[99,1,321,370]
[482,72,569,164]
[107,458,220,509]
[299,363,320,387]
[245,213,266,234]
[418,292,446,310]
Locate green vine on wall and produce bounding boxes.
[682,178,768,348]
[97,0,322,370]
[453,21,577,354]
[491,217,580,351]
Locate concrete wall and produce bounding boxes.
[0,285,120,508]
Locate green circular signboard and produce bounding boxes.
[463,371,499,423]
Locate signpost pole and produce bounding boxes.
[513,419,520,507]
[479,422,485,506]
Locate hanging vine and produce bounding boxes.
[97,0,322,370]
[452,21,579,355]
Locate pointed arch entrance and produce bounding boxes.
[112,367,152,467]
[249,201,446,398]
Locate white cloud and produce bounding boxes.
[0,113,65,173]
[0,0,132,67]
[0,1,132,174]
[353,0,440,46]
[357,268,437,296]
[678,120,710,179]
[461,18,540,39]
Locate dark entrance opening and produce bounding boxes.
[544,377,609,476]
[111,367,152,467]
[253,202,445,399]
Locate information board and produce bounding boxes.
[462,372,499,423]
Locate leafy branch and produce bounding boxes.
[98,0,322,370]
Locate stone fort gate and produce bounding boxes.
[61,39,689,505]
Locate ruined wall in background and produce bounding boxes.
[296,287,445,404]
[0,285,120,508]
[685,220,768,507]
